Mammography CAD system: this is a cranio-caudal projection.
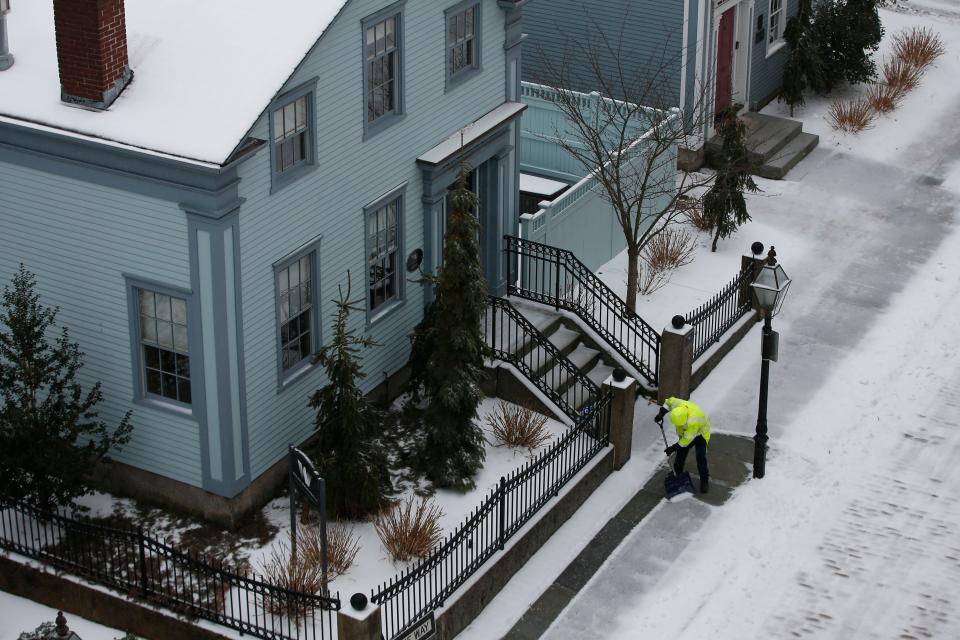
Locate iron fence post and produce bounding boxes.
[498,477,506,550]
[137,526,149,596]
[491,299,498,354]
[554,253,561,310]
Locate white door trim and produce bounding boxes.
[707,0,754,139]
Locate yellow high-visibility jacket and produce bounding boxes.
[662,397,712,447]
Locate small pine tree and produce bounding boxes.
[811,0,883,92]
[409,161,487,491]
[780,0,823,115]
[838,0,883,85]
[0,265,133,511]
[307,274,391,519]
[702,108,759,252]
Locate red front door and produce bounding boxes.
[715,7,736,117]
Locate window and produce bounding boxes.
[768,0,785,48]
[273,96,309,174]
[138,289,191,405]
[269,83,316,191]
[277,254,314,372]
[365,13,400,124]
[446,3,480,83]
[367,198,401,312]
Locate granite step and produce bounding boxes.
[756,131,820,180]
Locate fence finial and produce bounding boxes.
[55,611,70,638]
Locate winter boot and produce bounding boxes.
[700,478,709,494]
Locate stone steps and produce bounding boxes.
[707,111,819,180]
[502,311,623,406]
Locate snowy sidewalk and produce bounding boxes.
[503,435,754,639]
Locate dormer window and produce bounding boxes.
[268,83,317,192]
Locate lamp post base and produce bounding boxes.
[753,432,767,479]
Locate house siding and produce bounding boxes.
[0,160,202,487]
[749,0,800,108]
[236,0,509,479]
[522,0,685,107]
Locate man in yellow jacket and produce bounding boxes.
[655,397,711,493]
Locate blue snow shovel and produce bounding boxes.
[657,420,695,499]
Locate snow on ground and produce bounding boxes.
[461,5,960,639]
[763,5,960,172]
[247,397,568,597]
[0,590,128,640]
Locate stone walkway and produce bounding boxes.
[503,434,755,639]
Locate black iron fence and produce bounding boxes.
[370,411,609,640]
[0,501,340,640]
[370,297,612,640]
[504,235,660,386]
[683,265,755,360]
[484,295,599,423]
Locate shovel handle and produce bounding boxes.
[656,420,670,449]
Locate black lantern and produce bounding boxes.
[750,262,792,317]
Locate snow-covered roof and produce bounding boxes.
[519,173,568,197]
[417,102,527,166]
[0,0,347,165]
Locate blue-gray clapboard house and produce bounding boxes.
[522,0,800,158]
[0,0,525,523]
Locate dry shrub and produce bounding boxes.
[676,195,710,232]
[635,226,697,296]
[636,262,672,296]
[883,57,923,93]
[257,537,325,616]
[827,98,875,133]
[643,226,697,271]
[486,400,552,450]
[375,496,444,562]
[299,520,361,583]
[892,27,945,71]
[866,83,904,114]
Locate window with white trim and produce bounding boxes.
[447,3,479,79]
[138,289,191,405]
[367,198,401,311]
[276,254,314,372]
[768,0,785,48]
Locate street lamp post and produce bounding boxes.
[0,0,14,72]
[749,247,791,479]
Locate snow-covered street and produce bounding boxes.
[459,4,960,639]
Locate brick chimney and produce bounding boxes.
[53,0,133,110]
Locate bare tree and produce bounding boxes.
[528,11,715,312]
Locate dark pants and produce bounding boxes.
[674,435,709,482]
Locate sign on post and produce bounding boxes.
[395,612,436,640]
[288,444,328,591]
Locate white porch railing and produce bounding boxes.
[519,81,681,269]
